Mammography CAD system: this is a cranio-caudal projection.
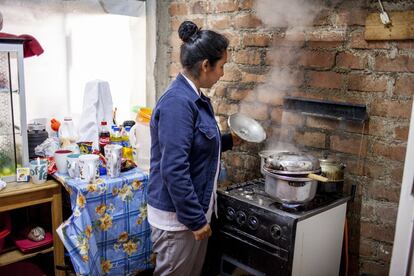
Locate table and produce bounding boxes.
[55,168,153,275]
[0,180,65,276]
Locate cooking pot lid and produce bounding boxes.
[264,151,320,172]
[228,113,266,143]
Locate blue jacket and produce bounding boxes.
[148,73,233,231]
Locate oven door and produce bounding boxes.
[218,229,291,276]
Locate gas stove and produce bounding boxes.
[214,178,350,276]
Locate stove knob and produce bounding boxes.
[248,216,259,230]
[236,211,247,225]
[226,207,236,221]
[270,224,282,240]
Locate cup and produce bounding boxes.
[54,149,73,174]
[104,144,123,178]
[66,153,81,179]
[77,141,93,154]
[30,159,48,184]
[78,154,100,183]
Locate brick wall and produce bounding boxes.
[162,0,414,275]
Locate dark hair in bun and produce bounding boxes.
[178,21,199,43]
[178,20,229,78]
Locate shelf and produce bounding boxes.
[0,246,53,266]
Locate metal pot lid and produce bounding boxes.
[264,151,320,172]
[228,113,266,143]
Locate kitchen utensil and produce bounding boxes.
[29,159,48,184]
[263,151,320,174]
[66,153,81,179]
[228,113,266,143]
[263,167,318,204]
[317,157,346,193]
[104,144,122,178]
[78,154,100,183]
[259,150,285,175]
[54,149,73,174]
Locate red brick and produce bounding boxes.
[306,116,339,130]
[370,100,412,119]
[265,48,298,66]
[273,30,305,47]
[234,14,262,28]
[227,88,253,101]
[368,119,390,137]
[335,9,368,26]
[360,222,395,243]
[217,102,239,115]
[372,142,406,162]
[209,16,231,30]
[307,29,346,42]
[241,72,267,83]
[394,126,409,141]
[269,70,304,89]
[257,88,285,106]
[298,50,335,69]
[215,1,238,13]
[270,108,283,124]
[240,103,268,120]
[233,50,261,65]
[312,9,333,26]
[221,31,240,47]
[307,41,343,49]
[294,131,326,148]
[192,1,210,14]
[374,55,414,72]
[374,203,398,224]
[169,3,188,16]
[239,0,254,10]
[243,33,272,47]
[360,261,390,276]
[362,161,388,179]
[222,64,242,81]
[341,120,370,135]
[391,165,404,183]
[350,30,390,49]
[348,74,388,92]
[394,75,414,96]
[367,184,400,202]
[270,126,291,141]
[281,111,305,126]
[336,52,368,70]
[359,238,377,258]
[308,71,343,89]
[330,134,367,155]
[397,41,414,49]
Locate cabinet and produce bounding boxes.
[0,180,64,275]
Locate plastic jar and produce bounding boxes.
[129,107,152,171]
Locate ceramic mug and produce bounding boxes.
[66,153,81,179]
[78,154,100,183]
[30,160,48,184]
[54,149,73,174]
[104,144,123,178]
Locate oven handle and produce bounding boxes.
[220,229,288,261]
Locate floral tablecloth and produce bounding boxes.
[56,168,154,275]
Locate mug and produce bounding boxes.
[30,160,48,184]
[104,144,123,178]
[54,149,73,174]
[66,153,81,179]
[78,154,100,183]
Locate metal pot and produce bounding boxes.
[228,113,266,143]
[258,150,283,175]
[263,167,318,205]
[318,158,346,193]
[264,151,321,174]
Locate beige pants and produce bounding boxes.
[150,226,208,276]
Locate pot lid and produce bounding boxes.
[228,113,266,143]
[264,151,320,172]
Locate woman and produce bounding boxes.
[147,20,238,276]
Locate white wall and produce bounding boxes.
[0,0,146,125]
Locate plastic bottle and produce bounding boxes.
[99,121,110,155]
[122,126,133,160]
[111,126,123,146]
[129,107,152,171]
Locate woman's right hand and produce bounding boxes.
[192,224,212,241]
